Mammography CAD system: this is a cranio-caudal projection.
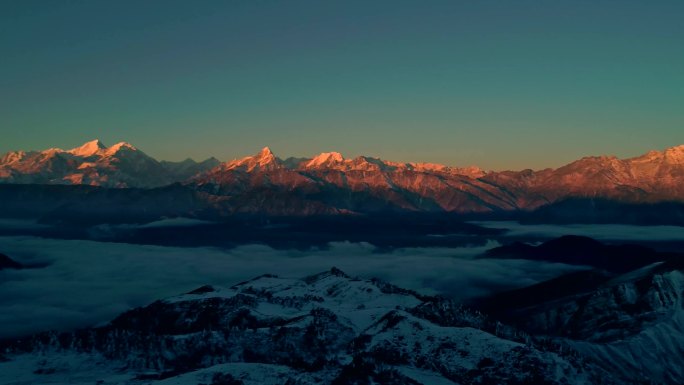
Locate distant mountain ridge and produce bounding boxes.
[1,140,683,215]
[191,143,684,214]
[0,140,218,188]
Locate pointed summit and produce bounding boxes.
[252,146,278,166]
[68,139,107,157]
[257,146,274,158]
[222,146,282,171]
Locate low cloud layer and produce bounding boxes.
[473,221,684,241]
[0,219,48,230]
[0,236,584,338]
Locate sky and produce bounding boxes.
[1,0,683,170]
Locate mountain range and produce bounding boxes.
[0,140,220,188]
[0,266,614,385]
[1,140,684,217]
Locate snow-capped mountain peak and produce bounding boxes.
[66,140,139,159]
[0,140,180,187]
[305,151,345,168]
[257,146,274,158]
[254,146,278,165]
[68,139,107,157]
[221,146,282,172]
[664,144,684,164]
[104,141,137,156]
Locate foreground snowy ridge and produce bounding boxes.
[0,268,612,385]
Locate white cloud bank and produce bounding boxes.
[0,236,584,338]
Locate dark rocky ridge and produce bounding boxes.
[482,235,671,272]
[0,253,22,270]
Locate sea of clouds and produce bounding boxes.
[0,235,586,338]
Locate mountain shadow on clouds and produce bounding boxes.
[0,253,22,270]
[517,198,684,226]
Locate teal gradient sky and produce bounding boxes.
[1,0,683,170]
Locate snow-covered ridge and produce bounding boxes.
[482,257,684,385]
[220,146,281,172]
[304,151,345,168]
[67,139,107,157]
[0,268,609,385]
[0,140,217,187]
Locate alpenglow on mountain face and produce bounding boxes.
[1,140,684,214]
[0,140,219,188]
